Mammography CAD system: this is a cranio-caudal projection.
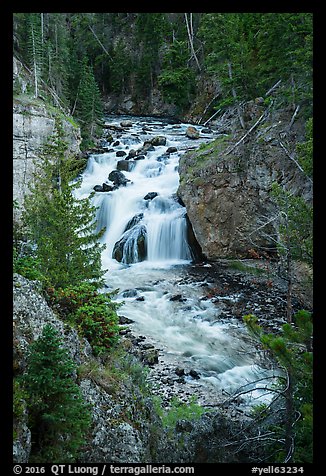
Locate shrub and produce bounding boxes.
[47,283,121,356]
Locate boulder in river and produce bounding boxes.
[117,160,136,172]
[108,170,130,187]
[143,192,158,201]
[116,150,127,157]
[186,126,200,139]
[150,136,167,146]
[120,120,133,128]
[124,213,144,233]
[102,183,114,192]
[112,225,147,264]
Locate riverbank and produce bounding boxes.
[115,256,312,415]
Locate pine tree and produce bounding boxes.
[23,324,92,462]
[244,310,313,463]
[26,13,44,98]
[74,59,103,148]
[23,119,106,289]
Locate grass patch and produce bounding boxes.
[228,260,267,276]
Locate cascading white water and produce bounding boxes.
[76,117,194,264]
[74,115,280,407]
[145,197,192,261]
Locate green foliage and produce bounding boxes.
[271,183,313,265]
[110,40,134,95]
[296,118,313,178]
[22,324,92,462]
[158,40,196,111]
[47,283,120,356]
[198,13,312,109]
[243,310,313,463]
[13,249,46,282]
[22,120,106,289]
[74,58,103,148]
[13,379,28,420]
[153,395,206,432]
[14,13,312,119]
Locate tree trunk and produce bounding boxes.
[184,13,201,72]
[31,25,38,98]
[284,370,294,462]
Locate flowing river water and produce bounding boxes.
[74,115,278,409]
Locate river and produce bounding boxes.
[74,114,279,409]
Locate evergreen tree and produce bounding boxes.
[134,13,168,96]
[74,59,103,148]
[43,13,71,101]
[244,310,313,463]
[23,120,106,289]
[158,40,196,111]
[270,182,313,322]
[23,324,92,462]
[26,13,44,98]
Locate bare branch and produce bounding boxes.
[225,111,267,156]
[265,79,282,97]
[184,13,201,72]
[279,141,312,183]
[88,25,113,61]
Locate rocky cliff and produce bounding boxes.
[13,57,82,214]
[178,101,313,260]
[13,274,163,463]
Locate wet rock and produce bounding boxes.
[112,225,147,263]
[186,126,200,139]
[144,192,158,201]
[93,184,104,192]
[108,170,130,187]
[102,183,114,192]
[136,296,145,302]
[189,369,200,379]
[116,150,127,157]
[119,315,135,324]
[134,155,145,161]
[126,149,137,159]
[151,136,167,146]
[175,367,185,376]
[121,289,139,298]
[170,294,186,302]
[138,142,155,155]
[166,146,178,154]
[120,120,133,127]
[117,160,136,172]
[113,140,120,147]
[124,213,144,233]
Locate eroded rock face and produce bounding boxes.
[13,101,81,214]
[178,106,312,259]
[12,274,162,463]
[13,57,81,216]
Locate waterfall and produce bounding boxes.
[74,115,280,408]
[75,116,203,265]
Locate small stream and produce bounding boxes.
[74,115,279,409]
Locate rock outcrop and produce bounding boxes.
[12,274,161,463]
[178,102,312,259]
[13,57,82,215]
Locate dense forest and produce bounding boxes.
[13,13,312,144]
[13,12,313,467]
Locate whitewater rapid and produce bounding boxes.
[74,115,279,407]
